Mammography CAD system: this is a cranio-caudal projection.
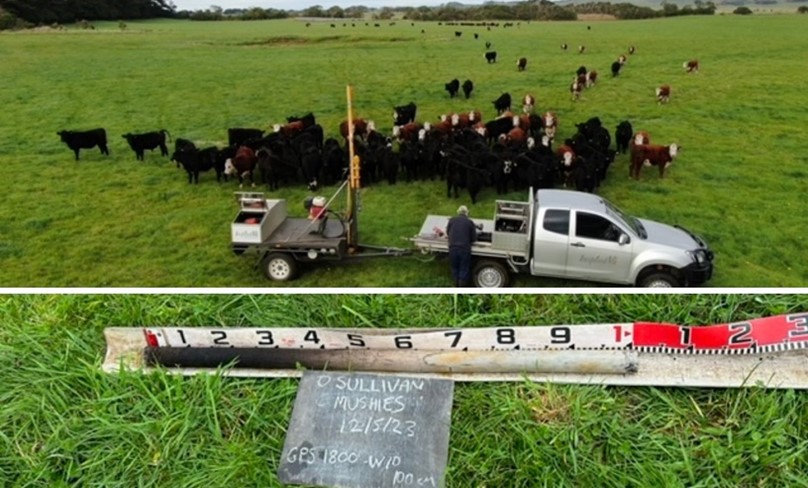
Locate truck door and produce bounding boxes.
[565,211,633,283]
[530,209,571,278]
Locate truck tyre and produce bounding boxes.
[473,260,510,288]
[640,272,679,288]
[262,253,298,282]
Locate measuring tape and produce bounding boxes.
[143,313,808,355]
[101,313,808,388]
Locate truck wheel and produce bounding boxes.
[473,260,510,288]
[262,253,298,282]
[640,272,679,288]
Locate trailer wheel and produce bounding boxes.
[639,272,679,288]
[473,260,510,288]
[262,253,298,282]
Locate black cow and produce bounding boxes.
[615,121,633,154]
[462,79,474,99]
[576,65,587,77]
[122,130,170,161]
[611,61,622,77]
[172,146,224,184]
[492,92,511,115]
[484,51,497,63]
[227,128,263,147]
[485,41,491,49]
[393,102,417,127]
[57,128,109,160]
[484,117,514,145]
[454,31,462,37]
[517,57,527,71]
[286,112,316,129]
[445,78,460,98]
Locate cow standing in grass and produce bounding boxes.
[57,128,109,160]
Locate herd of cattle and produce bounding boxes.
[55,43,700,203]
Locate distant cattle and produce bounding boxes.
[656,84,671,104]
[228,128,263,147]
[522,94,535,114]
[462,79,474,99]
[57,128,109,161]
[684,59,699,73]
[484,51,497,63]
[578,45,585,54]
[225,145,258,187]
[561,43,568,50]
[618,54,627,65]
[630,143,679,179]
[633,131,650,146]
[542,112,558,140]
[628,45,636,54]
[576,65,587,77]
[516,57,527,71]
[611,61,622,77]
[485,41,492,49]
[570,78,583,100]
[585,70,598,87]
[122,130,170,161]
[615,120,633,154]
[393,102,417,126]
[445,78,461,98]
[492,92,511,114]
[455,31,462,37]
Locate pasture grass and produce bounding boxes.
[3,294,808,485]
[0,15,806,287]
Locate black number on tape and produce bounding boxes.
[256,330,274,346]
[729,322,753,345]
[497,328,516,345]
[347,333,365,347]
[550,327,571,344]
[212,330,229,346]
[304,330,321,344]
[680,327,691,345]
[788,314,808,338]
[395,336,413,349]
[444,331,462,348]
[177,329,187,345]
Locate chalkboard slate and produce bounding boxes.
[278,371,454,488]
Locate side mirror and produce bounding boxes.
[618,233,630,245]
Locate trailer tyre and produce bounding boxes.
[639,272,679,288]
[473,260,510,288]
[262,253,298,282]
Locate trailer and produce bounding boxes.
[231,191,409,282]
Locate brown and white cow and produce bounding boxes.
[618,54,627,65]
[542,111,558,140]
[586,70,598,87]
[630,143,679,179]
[656,84,671,104]
[633,131,650,146]
[516,57,528,71]
[556,144,576,186]
[522,94,536,114]
[571,78,583,100]
[578,45,586,54]
[339,118,369,141]
[683,59,699,73]
[224,145,258,187]
[628,45,636,54]
[392,122,423,143]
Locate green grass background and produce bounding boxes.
[0,15,806,287]
[2,293,808,485]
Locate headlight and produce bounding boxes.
[688,249,706,265]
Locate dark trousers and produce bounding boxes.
[449,247,472,287]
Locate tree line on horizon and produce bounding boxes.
[4,0,803,30]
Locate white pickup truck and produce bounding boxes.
[411,189,714,287]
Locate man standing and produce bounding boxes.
[446,205,477,287]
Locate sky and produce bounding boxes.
[170,0,491,11]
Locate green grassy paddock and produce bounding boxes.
[0,15,806,287]
[2,294,808,485]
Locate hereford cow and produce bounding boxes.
[586,70,598,87]
[561,43,568,50]
[392,122,422,143]
[615,120,633,154]
[630,143,679,179]
[57,128,109,160]
[462,79,474,99]
[578,45,586,54]
[516,57,527,71]
[683,59,699,73]
[484,51,497,63]
[492,92,511,114]
[224,145,258,187]
[393,102,417,126]
[570,78,583,100]
[445,78,461,98]
[542,112,558,140]
[628,45,636,54]
[339,118,369,141]
[656,84,671,104]
[618,54,627,65]
[522,94,536,114]
[633,131,650,146]
[122,130,170,161]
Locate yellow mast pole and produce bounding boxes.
[346,85,360,250]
